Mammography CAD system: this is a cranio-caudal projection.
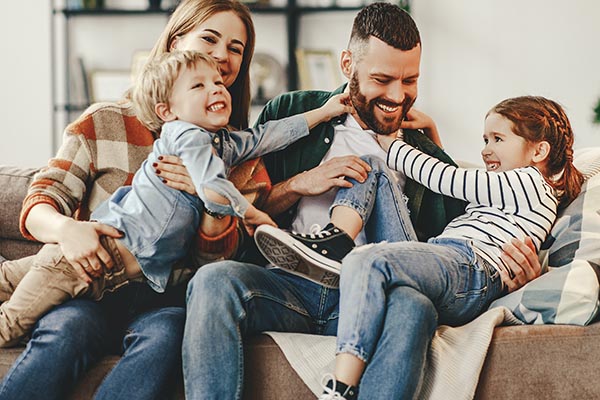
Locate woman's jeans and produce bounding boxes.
[337,237,505,399]
[182,155,419,399]
[0,281,186,400]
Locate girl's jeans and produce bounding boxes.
[337,237,505,399]
[331,155,418,243]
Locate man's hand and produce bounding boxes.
[57,219,122,283]
[289,156,371,196]
[154,155,196,195]
[243,206,276,236]
[499,237,542,293]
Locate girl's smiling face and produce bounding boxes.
[481,112,538,172]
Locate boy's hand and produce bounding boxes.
[401,108,443,148]
[321,93,352,120]
[243,206,276,236]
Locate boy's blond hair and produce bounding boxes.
[133,50,219,133]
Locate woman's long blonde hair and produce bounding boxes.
[148,0,255,129]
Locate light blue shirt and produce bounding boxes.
[92,115,308,292]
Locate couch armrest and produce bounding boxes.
[0,166,39,241]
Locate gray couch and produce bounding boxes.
[1,166,599,399]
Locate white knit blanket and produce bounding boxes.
[265,306,521,400]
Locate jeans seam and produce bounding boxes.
[241,291,311,318]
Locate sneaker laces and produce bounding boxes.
[318,374,347,400]
[293,223,333,239]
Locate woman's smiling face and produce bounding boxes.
[171,11,247,89]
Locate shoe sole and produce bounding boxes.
[254,225,341,288]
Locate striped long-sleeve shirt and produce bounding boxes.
[387,140,558,274]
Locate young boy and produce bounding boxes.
[0,50,350,347]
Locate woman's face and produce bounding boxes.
[172,11,247,88]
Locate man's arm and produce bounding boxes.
[500,237,542,292]
[261,155,371,217]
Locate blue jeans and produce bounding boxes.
[182,156,420,399]
[332,155,417,243]
[183,263,339,399]
[337,238,505,399]
[0,282,186,400]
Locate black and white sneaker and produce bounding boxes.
[254,223,355,288]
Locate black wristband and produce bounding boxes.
[204,208,227,220]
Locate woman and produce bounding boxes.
[0,0,256,399]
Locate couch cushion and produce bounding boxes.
[490,148,600,325]
[0,166,39,241]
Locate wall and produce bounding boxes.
[413,0,600,164]
[1,1,598,167]
[0,1,52,167]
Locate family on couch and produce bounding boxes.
[0,1,572,399]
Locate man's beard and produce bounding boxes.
[349,72,414,134]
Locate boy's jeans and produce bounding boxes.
[0,236,130,347]
[337,237,505,399]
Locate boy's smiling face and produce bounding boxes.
[167,61,232,131]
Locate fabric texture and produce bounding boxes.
[266,306,521,400]
[490,148,600,325]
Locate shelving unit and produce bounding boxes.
[49,1,370,150]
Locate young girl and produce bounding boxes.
[256,96,583,399]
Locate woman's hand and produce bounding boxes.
[401,108,443,148]
[499,237,542,293]
[154,155,196,195]
[56,219,122,283]
[242,206,276,236]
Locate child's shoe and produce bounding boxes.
[254,223,355,288]
[318,374,358,400]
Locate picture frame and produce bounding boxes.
[89,70,132,102]
[295,49,341,91]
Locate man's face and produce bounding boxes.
[346,36,421,134]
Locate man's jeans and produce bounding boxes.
[337,237,505,399]
[183,263,339,399]
[182,155,419,399]
[0,283,186,400]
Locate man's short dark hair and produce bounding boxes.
[349,2,421,59]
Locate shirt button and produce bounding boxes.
[324,138,331,144]
[213,137,220,144]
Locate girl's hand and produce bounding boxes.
[242,206,276,236]
[401,108,443,148]
[57,219,122,283]
[322,93,352,120]
[154,155,196,195]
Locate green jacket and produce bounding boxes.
[257,85,466,242]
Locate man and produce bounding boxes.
[181,3,537,398]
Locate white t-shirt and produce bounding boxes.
[290,114,406,245]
